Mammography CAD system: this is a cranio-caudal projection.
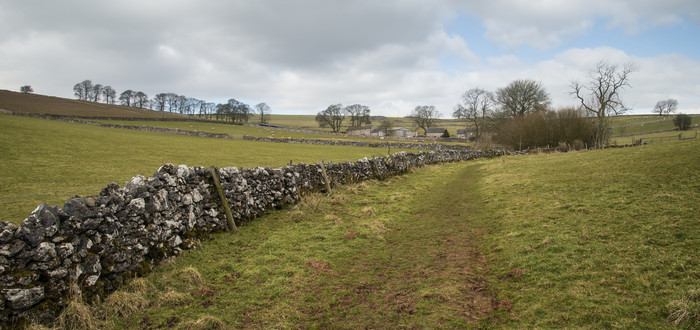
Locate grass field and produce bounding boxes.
[0,89,184,118]
[79,138,700,328]
[0,114,417,224]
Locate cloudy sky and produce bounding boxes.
[1,1,699,116]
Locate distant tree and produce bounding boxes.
[453,87,495,139]
[378,119,394,131]
[571,61,637,148]
[315,104,346,132]
[165,93,179,113]
[134,91,149,108]
[409,105,441,135]
[653,99,678,116]
[119,90,135,107]
[255,102,271,123]
[90,84,103,102]
[227,98,251,123]
[441,129,450,138]
[673,114,692,130]
[153,93,168,112]
[102,86,116,104]
[496,79,550,118]
[202,102,216,119]
[20,85,33,94]
[345,104,371,127]
[73,80,93,100]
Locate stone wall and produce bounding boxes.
[0,149,508,326]
[243,136,474,151]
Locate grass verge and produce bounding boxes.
[0,114,415,223]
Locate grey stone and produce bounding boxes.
[3,287,44,310]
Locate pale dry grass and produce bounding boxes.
[668,289,700,327]
[177,315,227,330]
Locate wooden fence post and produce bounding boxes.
[209,167,237,232]
[319,160,332,195]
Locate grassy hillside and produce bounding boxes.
[82,138,699,328]
[0,114,416,224]
[0,89,185,118]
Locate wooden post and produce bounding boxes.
[209,167,237,231]
[319,160,332,195]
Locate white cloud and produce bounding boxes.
[0,1,698,117]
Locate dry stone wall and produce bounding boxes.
[0,149,507,326]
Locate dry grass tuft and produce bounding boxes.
[668,289,700,327]
[167,266,204,291]
[360,207,376,217]
[101,291,149,318]
[159,290,190,306]
[289,210,307,222]
[324,214,342,224]
[124,277,155,296]
[57,295,98,330]
[177,315,227,330]
[300,195,324,212]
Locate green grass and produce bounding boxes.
[0,114,416,224]
[91,118,347,140]
[95,163,498,328]
[88,137,700,328]
[473,139,700,327]
[611,130,698,145]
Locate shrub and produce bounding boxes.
[494,108,593,150]
[674,114,692,131]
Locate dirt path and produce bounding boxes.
[290,164,506,328]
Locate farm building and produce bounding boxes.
[426,127,447,138]
[346,126,374,136]
[388,127,417,138]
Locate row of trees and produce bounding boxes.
[315,104,372,132]
[446,62,640,149]
[71,80,271,123]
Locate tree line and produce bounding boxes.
[71,79,271,123]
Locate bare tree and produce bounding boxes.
[345,104,372,127]
[73,80,93,100]
[227,98,251,123]
[571,61,637,148]
[409,105,441,135]
[134,91,149,108]
[255,102,271,123]
[119,90,134,107]
[153,93,168,112]
[102,86,116,104]
[453,88,495,139]
[496,79,550,118]
[315,104,346,132]
[90,84,103,102]
[20,85,33,94]
[653,99,678,116]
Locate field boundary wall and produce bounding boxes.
[0,146,509,326]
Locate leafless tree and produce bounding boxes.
[73,80,93,100]
[134,91,149,108]
[315,104,346,132]
[20,85,33,93]
[453,88,495,139]
[496,79,550,118]
[255,102,271,123]
[119,90,134,107]
[571,61,637,148]
[102,86,116,104]
[153,93,168,112]
[653,99,678,116]
[409,105,441,135]
[90,84,103,102]
[345,104,372,127]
